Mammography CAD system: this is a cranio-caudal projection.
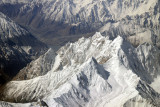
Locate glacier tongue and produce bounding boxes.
[0,32,160,107]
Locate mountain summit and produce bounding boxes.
[0,33,160,107]
[0,0,159,107]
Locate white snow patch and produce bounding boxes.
[150,76,160,94]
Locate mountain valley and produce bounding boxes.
[0,0,159,107]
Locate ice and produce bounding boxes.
[1,32,160,107]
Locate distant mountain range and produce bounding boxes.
[0,0,159,47]
[0,0,159,107]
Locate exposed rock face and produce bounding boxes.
[13,49,56,80]
[0,0,159,47]
[0,33,160,107]
[0,0,159,106]
[100,1,159,46]
[0,12,48,84]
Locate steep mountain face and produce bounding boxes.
[13,49,56,80]
[0,12,47,56]
[0,12,47,84]
[0,0,159,106]
[0,33,160,107]
[0,38,30,84]
[0,0,159,47]
[100,2,160,47]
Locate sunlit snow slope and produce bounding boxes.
[0,32,160,107]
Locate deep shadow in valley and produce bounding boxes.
[0,3,99,50]
[0,3,98,90]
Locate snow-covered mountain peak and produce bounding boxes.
[55,32,126,71]
[1,0,157,23]
[0,0,159,106]
[1,32,160,107]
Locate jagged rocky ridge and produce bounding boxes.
[0,12,47,84]
[0,32,160,107]
[13,49,56,80]
[0,0,159,47]
[100,2,160,47]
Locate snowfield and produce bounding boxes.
[0,0,159,106]
[0,32,160,107]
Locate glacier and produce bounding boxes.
[0,0,159,106]
[0,32,160,107]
